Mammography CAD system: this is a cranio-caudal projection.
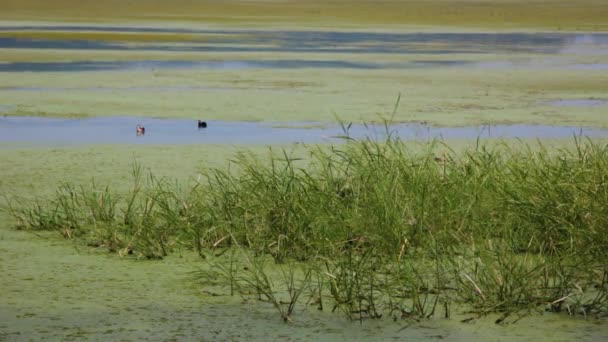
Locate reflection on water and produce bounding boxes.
[1,116,607,147]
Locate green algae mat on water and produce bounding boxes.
[2,67,608,127]
[1,220,608,341]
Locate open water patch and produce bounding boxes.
[547,99,608,107]
[1,116,607,147]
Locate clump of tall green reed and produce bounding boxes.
[4,132,608,320]
[6,164,192,258]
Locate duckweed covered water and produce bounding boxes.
[1,226,607,341]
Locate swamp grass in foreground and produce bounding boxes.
[5,136,608,323]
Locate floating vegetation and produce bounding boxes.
[5,133,608,323]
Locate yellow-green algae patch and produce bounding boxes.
[0,30,229,42]
[2,0,608,31]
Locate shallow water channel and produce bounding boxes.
[1,116,608,146]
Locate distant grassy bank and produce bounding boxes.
[2,0,607,31]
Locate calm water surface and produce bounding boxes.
[1,116,607,146]
[548,99,608,107]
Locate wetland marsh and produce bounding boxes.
[1,25,608,126]
[2,0,608,340]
